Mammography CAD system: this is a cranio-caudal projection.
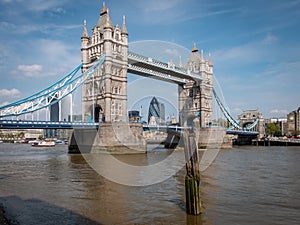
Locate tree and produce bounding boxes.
[18,132,25,139]
[265,123,281,137]
[289,130,300,137]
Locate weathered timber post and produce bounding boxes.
[183,129,201,215]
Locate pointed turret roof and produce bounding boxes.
[82,20,88,38]
[178,56,183,68]
[100,1,108,16]
[192,43,198,52]
[208,53,213,66]
[95,2,113,31]
[187,43,201,66]
[121,15,128,34]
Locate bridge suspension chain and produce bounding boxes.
[212,88,258,131]
[0,56,106,118]
[212,88,242,130]
[0,64,82,110]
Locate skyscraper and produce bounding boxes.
[148,97,165,125]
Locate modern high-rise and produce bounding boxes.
[148,97,165,125]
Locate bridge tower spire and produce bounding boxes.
[81,20,89,69]
[178,43,213,127]
[81,2,128,123]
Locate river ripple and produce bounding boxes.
[0,143,300,225]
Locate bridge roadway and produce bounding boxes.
[0,119,258,137]
[0,120,98,129]
[0,120,187,131]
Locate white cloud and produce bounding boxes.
[213,42,264,64]
[0,21,81,35]
[9,39,80,79]
[164,48,180,56]
[17,64,43,77]
[136,0,182,12]
[0,0,67,12]
[36,39,79,69]
[0,101,10,106]
[18,0,66,12]
[269,109,289,115]
[0,88,21,97]
[262,34,278,45]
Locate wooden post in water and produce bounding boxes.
[183,129,201,215]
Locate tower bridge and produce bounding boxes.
[0,3,262,152]
[80,3,212,128]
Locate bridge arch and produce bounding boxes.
[185,114,200,128]
[94,105,103,123]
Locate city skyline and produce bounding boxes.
[0,0,300,119]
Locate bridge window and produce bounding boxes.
[111,100,122,117]
[115,33,119,41]
[112,86,121,94]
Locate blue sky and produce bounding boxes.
[0,0,300,119]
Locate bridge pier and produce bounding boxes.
[165,127,233,149]
[233,134,258,145]
[68,122,146,154]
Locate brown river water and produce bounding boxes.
[0,143,300,225]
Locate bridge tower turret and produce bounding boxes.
[178,43,213,127]
[81,2,128,123]
[81,20,89,71]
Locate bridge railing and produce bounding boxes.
[0,119,98,129]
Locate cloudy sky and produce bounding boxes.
[0,0,300,119]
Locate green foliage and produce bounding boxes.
[266,123,281,137]
[289,130,300,136]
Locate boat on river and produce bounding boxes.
[31,140,55,147]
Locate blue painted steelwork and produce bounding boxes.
[0,50,259,137]
[0,64,82,110]
[143,125,190,132]
[0,56,105,118]
[0,120,98,129]
[226,129,259,135]
[143,124,258,136]
[213,88,259,133]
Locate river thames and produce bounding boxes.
[0,143,299,225]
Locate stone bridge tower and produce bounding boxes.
[81,3,128,123]
[178,44,213,127]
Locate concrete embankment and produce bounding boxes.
[253,138,300,146]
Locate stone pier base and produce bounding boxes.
[68,122,146,154]
[164,127,233,149]
[198,127,232,149]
